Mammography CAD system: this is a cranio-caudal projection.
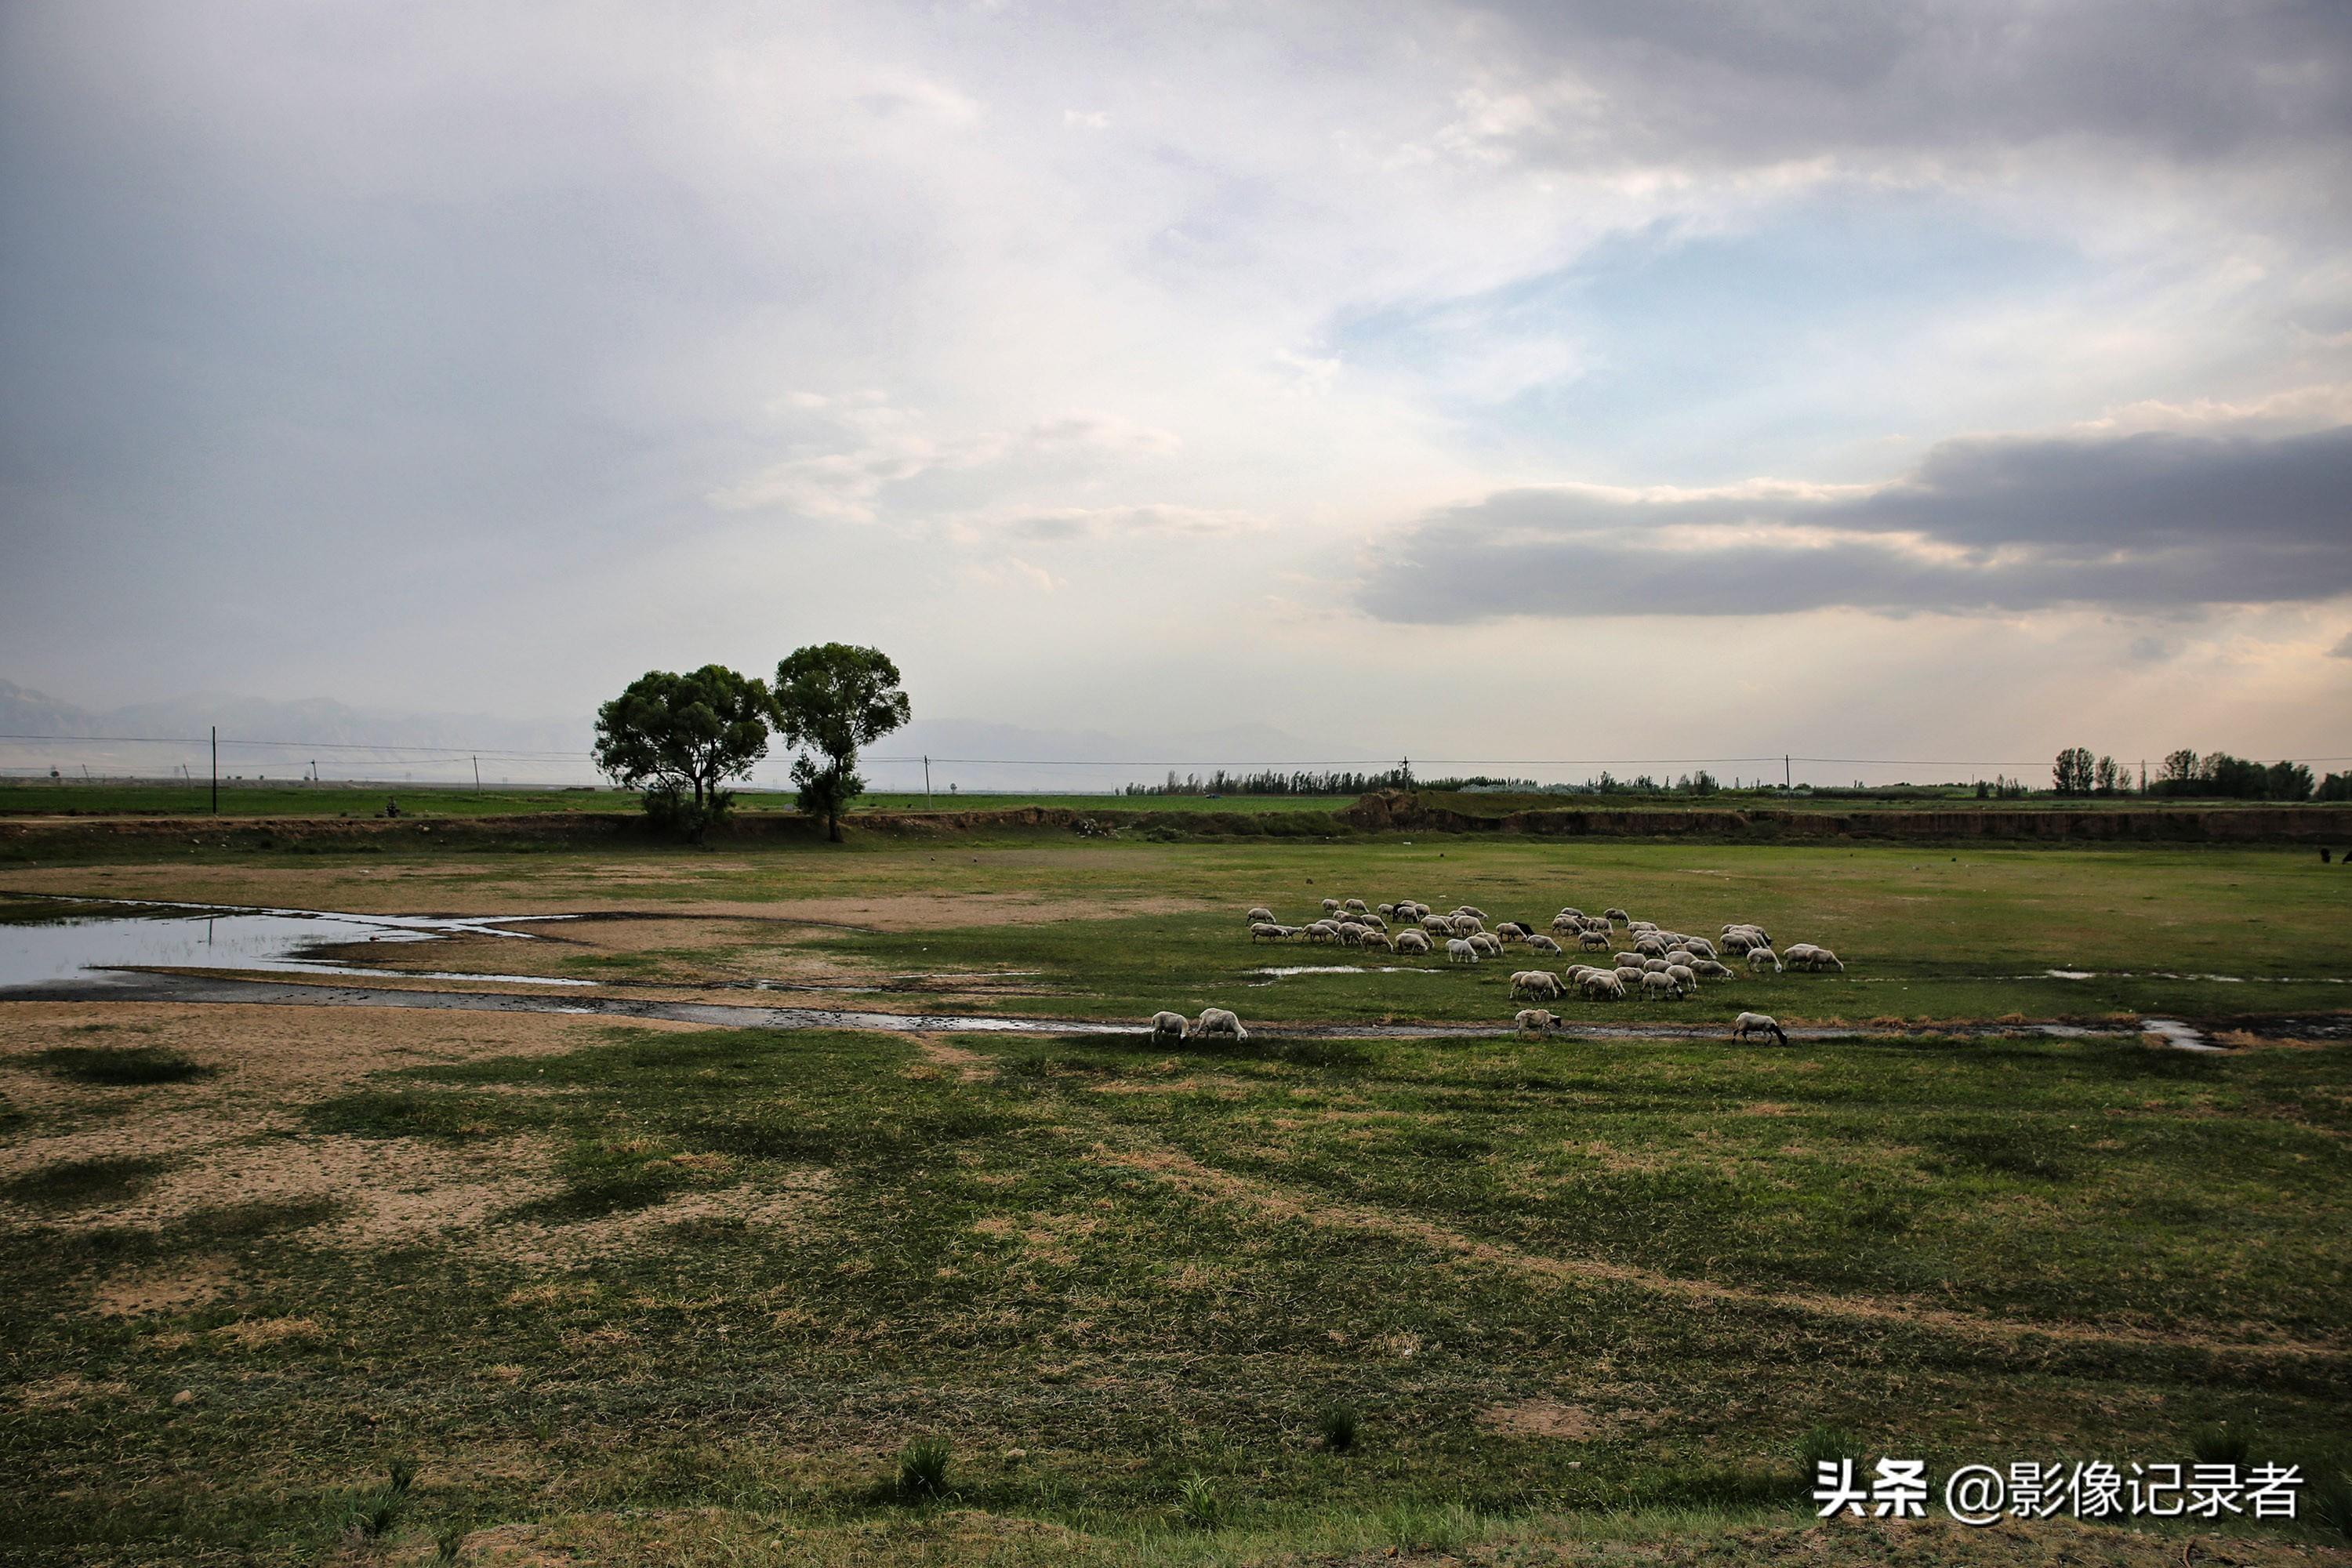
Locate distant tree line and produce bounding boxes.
[2047,746,2324,801]
[593,644,909,841]
[1123,767,1415,797]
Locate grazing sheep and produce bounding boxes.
[1642,971,1683,1000]
[1613,964,1646,988]
[1194,1007,1248,1040]
[1249,922,1290,943]
[1797,947,1846,972]
[1550,913,1581,933]
[1450,915,1485,937]
[1468,932,1502,958]
[1558,906,1584,920]
[1377,902,1396,919]
[1394,929,1433,956]
[1628,920,1658,935]
[1422,914,1454,935]
[1344,898,1370,916]
[1635,936,1668,958]
[1746,946,1784,973]
[1446,938,1479,965]
[1781,943,1821,968]
[1613,952,1644,970]
[1245,906,1275,925]
[1733,1012,1789,1045]
[1664,948,1695,967]
[1720,931,1761,956]
[1150,1010,1188,1043]
[1322,898,1341,914]
[1495,921,1530,941]
[1515,1008,1560,1036]
[1578,929,1612,952]
[1454,906,1488,920]
[1603,908,1629,925]
[1691,958,1734,978]
[1682,937,1718,960]
[1666,963,1698,993]
[1355,911,1388,931]
[1305,923,1340,946]
[1524,934,1565,955]
[1510,970,1565,1001]
[1579,969,1626,1000]
[1335,924,1367,947]
[1642,957,1668,973]
[1580,915,1612,934]
[1359,930,1395,953]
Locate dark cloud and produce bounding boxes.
[1357,424,2352,622]
[1462,0,2352,167]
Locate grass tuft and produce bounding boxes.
[895,1436,951,1502]
[2307,1466,2352,1542]
[0,1155,172,1210]
[1317,1405,1359,1453]
[1175,1472,1225,1530]
[1797,1426,1864,1475]
[2190,1422,2250,1465]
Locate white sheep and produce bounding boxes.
[1682,936,1719,960]
[1377,902,1396,919]
[1322,898,1341,914]
[1344,898,1369,915]
[1721,931,1761,956]
[1642,957,1669,973]
[1732,1012,1788,1045]
[1495,921,1530,941]
[1454,906,1488,920]
[1613,964,1646,989]
[1446,938,1479,965]
[1578,929,1611,952]
[1150,1010,1188,1043]
[1745,946,1783,973]
[1641,971,1683,1000]
[1523,934,1565,955]
[1782,943,1821,968]
[1666,962,1698,993]
[1450,914,1485,937]
[1249,922,1290,943]
[1468,932,1501,958]
[1549,913,1581,933]
[1558,906,1584,920]
[1579,968,1625,1000]
[1193,1007,1247,1040]
[1394,929,1433,956]
[1613,951,1644,970]
[1359,929,1395,953]
[1603,908,1629,925]
[1691,958,1734,978]
[1797,947,1846,972]
[1635,936,1667,957]
[1515,1008,1560,1036]
[1245,906,1275,925]
[1421,914,1454,935]
[1579,915,1611,934]
[1510,970,1565,1001]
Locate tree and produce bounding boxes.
[2093,755,2122,795]
[593,666,771,837]
[770,643,911,843]
[2052,746,2095,797]
[2264,760,2315,801]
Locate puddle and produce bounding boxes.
[0,897,590,989]
[1248,964,1446,985]
[2140,1018,2224,1053]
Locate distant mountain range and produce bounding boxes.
[0,681,1367,793]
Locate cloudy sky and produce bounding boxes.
[4,0,2349,785]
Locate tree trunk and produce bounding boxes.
[828,809,844,844]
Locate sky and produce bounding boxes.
[3,0,2349,788]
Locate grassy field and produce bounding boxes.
[2,835,2349,1564]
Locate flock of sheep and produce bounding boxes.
[1149,895,1849,1045]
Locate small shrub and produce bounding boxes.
[1317,1406,1359,1453]
[2190,1423,2249,1465]
[434,1530,466,1564]
[32,1045,214,1086]
[896,1436,951,1501]
[1176,1472,1225,1530]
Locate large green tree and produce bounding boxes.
[2051,746,2095,797]
[593,666,771,837]
[770,643,910,843]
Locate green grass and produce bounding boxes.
[1,1012,2347,1564]
[0,1154,174,1210]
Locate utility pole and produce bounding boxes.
[1784,753,1791,790]
[210,727,219,815]
[473,754,481,793]
[924,755,931,809]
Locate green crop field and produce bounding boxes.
[2,833,2348,1565]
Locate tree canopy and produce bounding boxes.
[770,643,911,842]
[593,666,771,834]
